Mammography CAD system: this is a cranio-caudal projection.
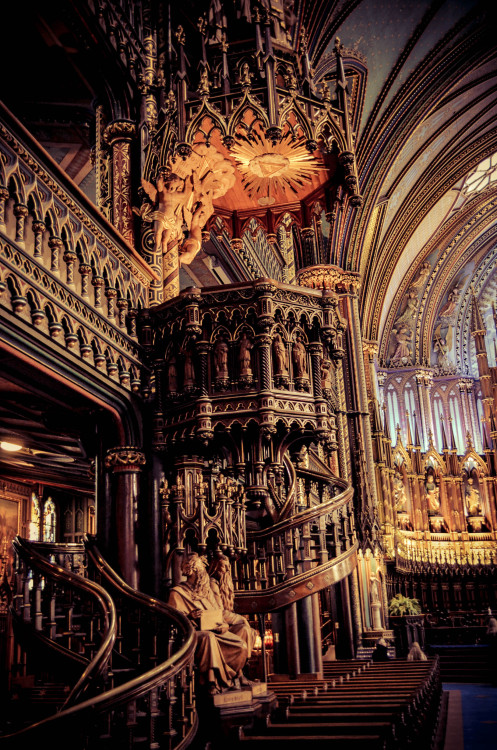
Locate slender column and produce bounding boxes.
[48,236,63,273]
[349,566,363,648]
[32,220,46,258]
[79,264,92,298]
[415,372,429,450]
[106,287,117,319]
[92,275,105,307]
[14,203,28,243]
[0,186,9,227]
[105,446,146,588]
[340,575,355,658]
[117,297,128,328]
[347,291,379,505]
[63,249,77,285]
[284,602,301,677]
[147,452,163,597]
[104,119,136,245]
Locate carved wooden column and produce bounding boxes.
[79,264,92,298]
[0,186,9,227]
[105,446,146,588]
[63,248,77,286]
[48,236,63,273]
[14,203,28,244]
[104,119,136,246]
[32,220,45,258]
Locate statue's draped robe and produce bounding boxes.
[209,579,257,659]
[168,583,247,687]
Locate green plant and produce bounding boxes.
[388,593,421,616]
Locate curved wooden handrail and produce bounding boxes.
[3,537,197,748]
[234,542,358,613]
[248,478,352,541]
[12,535,117,708]
[234,478,356,613]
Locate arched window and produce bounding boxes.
[433,394,445,451]
[387,386,400,445]
[448,391,464,454]
[43,498,56,542]
[29,493,41,541]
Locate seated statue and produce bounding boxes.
[208,554,257,677]
[168,552,249,694]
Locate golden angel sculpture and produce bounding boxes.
[139,144,236,300]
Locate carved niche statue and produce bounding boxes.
[168,553,249,694]
[272,333,289,377]
[292,333,308,379]
[391,323,413,364]
[182,347,195,388]
[425,471,440,514]
[393,470,407,512]
[439,284,461,320]
[393,289,418,329]
[465,477,482,516]
[166,353,178,393]
[238,332,253,378]
[214,338,229,380]
[321,358,333,391]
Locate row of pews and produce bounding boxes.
[236,657,442,748]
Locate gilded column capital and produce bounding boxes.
[13,203,28,218]
[48,236,64,251]
[297,264,361,293]
[92,275,105,288]
[104,119,137,145]
[63,250,77,264]
[32,220,46,235]
[105,447,146,471]
[308,342,323,356]
[362,340,378,357]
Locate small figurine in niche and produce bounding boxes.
[167,354,177,392]
[238,332,253,377]
[183,348,195,387]
[425,471,440,513]
[273,333,289,377]
[214,338,229,379]
[292,333,308,378]
[465,477,482,516]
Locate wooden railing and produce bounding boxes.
[234,479,357,613]
[3,536,197,749]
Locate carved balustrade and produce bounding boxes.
[6,536,197,749]
[233,479,357,613]
[0,104,154,394]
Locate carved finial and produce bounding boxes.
[175,25,186,46]
[466,430,474,452]
[239,62,253,88]
[299,27,308,52]
[335,37,343,53]
[220,32,229,54]
[319,81,331,101]
[198,68,211,97]
[197,16,207,35]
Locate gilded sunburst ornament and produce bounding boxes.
[231,131,320,204]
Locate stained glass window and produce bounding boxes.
[43,498,56,542]
[29,493,41,541]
